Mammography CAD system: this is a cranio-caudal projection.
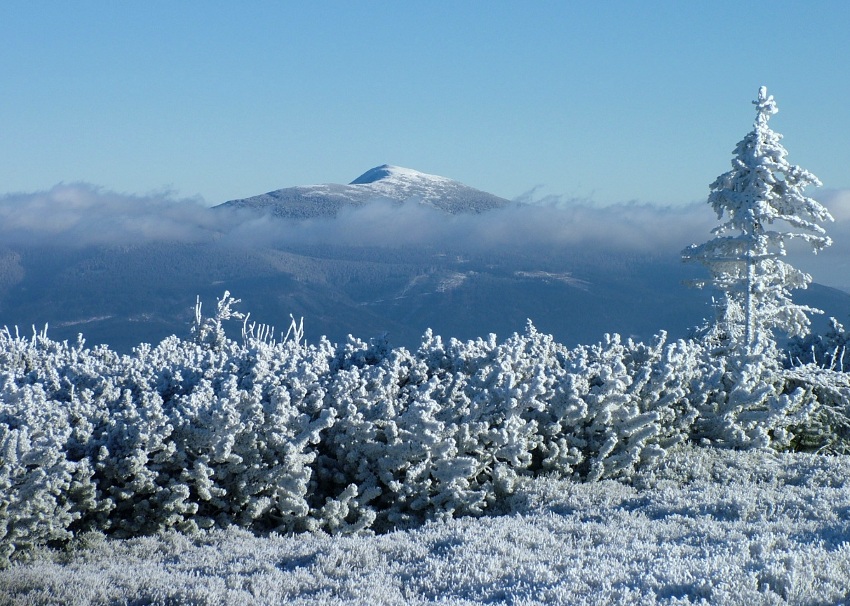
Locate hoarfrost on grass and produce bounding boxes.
[3,446,850,605]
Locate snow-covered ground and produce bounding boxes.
[3,445,849,606]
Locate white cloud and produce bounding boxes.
[783,189,850,291]
[2,183,847,290]
[0,184,220,246]
[221,197,717,255]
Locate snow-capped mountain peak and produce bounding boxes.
[350,164,452,187]
[349,164,487,210]
[217,165,511,218]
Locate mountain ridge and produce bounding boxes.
[216,164,512,218]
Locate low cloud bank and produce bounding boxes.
[2,183,848,289]
[1,183,717,253]
[0,184,219,246]
[221,197,718,255]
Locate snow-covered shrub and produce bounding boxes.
[780,364,850,454]
[0,331,102,566]
[4,290,850,566]
[0,299,344,562]
[778,320,850,452]
[317,326,559,530]
[191,290,245,349]
[682,331,850,453]
[96,332,339,536]
[0,401,87,567]
[542,332,706,481]
[316,323,713,529]
[0,305,728,563]
[689,353,815,450]
[162,336,337,534]
[786,317,850,372]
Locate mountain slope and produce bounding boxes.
[217,165,512,218]
[1,240,847,355]
[1,166,847,353]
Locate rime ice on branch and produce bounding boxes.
[683,86,833,358]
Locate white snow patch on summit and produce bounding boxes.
[350,164,453,187]
[351,165,465,207]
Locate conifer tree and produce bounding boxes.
[684,86,833,359]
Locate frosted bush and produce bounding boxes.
[782,363,850,453]
[549,332,704,481]
[317,328,554,529]
[0,302,343,561]
[682,329,850,453]
[318,323,713,528]
[691,356,813,450]
[104,333,339,535]
[2,292,849,566]
[0,333,101,566]
[786,317,850,371]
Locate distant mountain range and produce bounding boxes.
[1,165,847,353]
[217,165,512,218]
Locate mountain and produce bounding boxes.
[0,166,848,354]
[216,165,512,218]
[2,241,847,356]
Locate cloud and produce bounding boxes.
[816,189,850,223]
[0,183,717,254]
[783,189,850,291]
[2,182,847,291]
[221,196,718,256]
[214,186,850,293]
[0,183,221,246]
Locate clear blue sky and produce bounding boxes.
[2,1,848,206]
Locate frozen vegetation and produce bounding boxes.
[2,88,849,603]
[2,291,850,604]
[2,446,850,605]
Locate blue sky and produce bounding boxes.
[2,1,848,207]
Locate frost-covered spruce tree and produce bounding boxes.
[683,87,833,449]
[683,86,832,360]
